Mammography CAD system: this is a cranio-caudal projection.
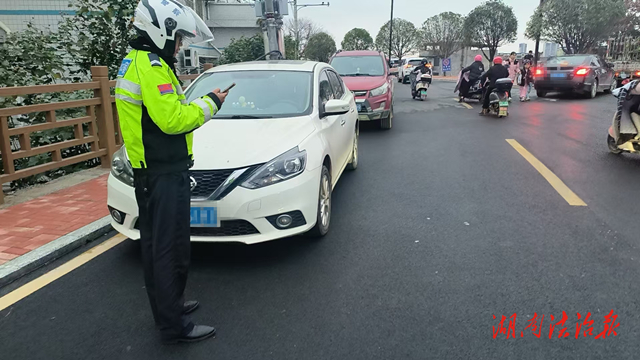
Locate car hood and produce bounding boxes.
[191,117,316,170]
[341,76,387,92]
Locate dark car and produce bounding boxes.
[533,54,616,99]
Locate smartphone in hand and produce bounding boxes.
[222,83,236,93]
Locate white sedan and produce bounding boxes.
[107,61,359,244]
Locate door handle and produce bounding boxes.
[340,118,346,126]
[350,108,355,113]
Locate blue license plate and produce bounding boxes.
[420,90,427,95]
[190,206,219,227]
[551,73,566,78]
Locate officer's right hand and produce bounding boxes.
[211,88,228,104]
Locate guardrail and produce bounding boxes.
[0,63,213,204]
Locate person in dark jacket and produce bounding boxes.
[524,50,534,62]
[479,57,510,114]
[518,59,535,101]
[410,58,432,89]
[458,55,485,99]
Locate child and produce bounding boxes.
[518,60,534,101]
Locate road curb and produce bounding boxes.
[0,216,114,288]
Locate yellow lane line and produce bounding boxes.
[506,139,587,206]
[452,98,473,109]
[0,234,127,311]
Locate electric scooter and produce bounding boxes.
[483,78,513,118]
[411,70,431,101]
[608,80,640,154]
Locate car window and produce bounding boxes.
[319,71,334,107]
[591,57,601,67]
[546,56,589,66]
[327,71,345,99]
[185,70,313,119]
[329,55,386,77]
[408,60,423,67]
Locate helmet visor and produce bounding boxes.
[178,6,214,48]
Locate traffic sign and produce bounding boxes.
[442,58,452,72]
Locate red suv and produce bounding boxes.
[329,50,396,130]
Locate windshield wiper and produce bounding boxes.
[216,115,273,119]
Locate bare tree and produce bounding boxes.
[420,12,465,62]
[284,17,322,59]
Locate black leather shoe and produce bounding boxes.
[184,300,200,314]
[163,325,216,344]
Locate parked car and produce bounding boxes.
[400,57,425,84]
[533,54,616,99]
[108,61,359,244]
[329,50,397,129]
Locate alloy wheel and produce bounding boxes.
[319,174,331,228]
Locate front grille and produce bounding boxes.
[352,90,368,97]
[190,220,259,237]
[134,219,260,237]
[189,169,235,198]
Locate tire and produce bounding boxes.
[346,125,359,171]
[398,76,402,83]
[307,165,332,238]
[537,90,547,98]
[608,134,622,154]
[403,76,409,84]
[379,105,393,130]
[606,80,616,93]
[586,80,598,99]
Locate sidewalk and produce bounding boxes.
[0,171,112,283]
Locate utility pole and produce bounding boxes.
[264,0,281,59]
[388,0,394,65]
[533,0,545,67]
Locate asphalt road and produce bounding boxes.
[1,80,640,359]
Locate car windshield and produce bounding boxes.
[545,56,589,67]
[408,60,423,67]
[185,70,313,119]
[330,56,385,76]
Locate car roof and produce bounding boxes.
[205,60,319,73]
[334,50,382,57]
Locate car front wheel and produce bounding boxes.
[537,90,547,98]
[307,165,332,237]
[346,125,359,170]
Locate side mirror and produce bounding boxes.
[389,68,399,76]
[322,99,350,117]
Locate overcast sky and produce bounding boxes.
[284,0,540,54]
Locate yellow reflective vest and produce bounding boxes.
[115,50,221,173]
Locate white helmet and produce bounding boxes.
[133,0,214,51]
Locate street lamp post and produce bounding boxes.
[533,0,545,67]
[388,0,394,66]
[290,1,330,60]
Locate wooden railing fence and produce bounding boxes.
[0,63,213,204]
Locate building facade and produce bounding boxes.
[0,0,73,35]
[544,42,559,57]
[519,43,527,54]
[205,0,261,52]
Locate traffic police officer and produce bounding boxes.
[115,0,227,344]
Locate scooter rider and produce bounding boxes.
[459,55,485,99]
[479,57,510,115]
[412,59,432,81]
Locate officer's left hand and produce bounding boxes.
[211,88,228,104]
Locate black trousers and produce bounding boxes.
[482,86,496,109]
[134,170,194,340]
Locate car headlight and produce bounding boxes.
[241,147,307,189]
[111,146,134,187]
[369,83,389,97]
